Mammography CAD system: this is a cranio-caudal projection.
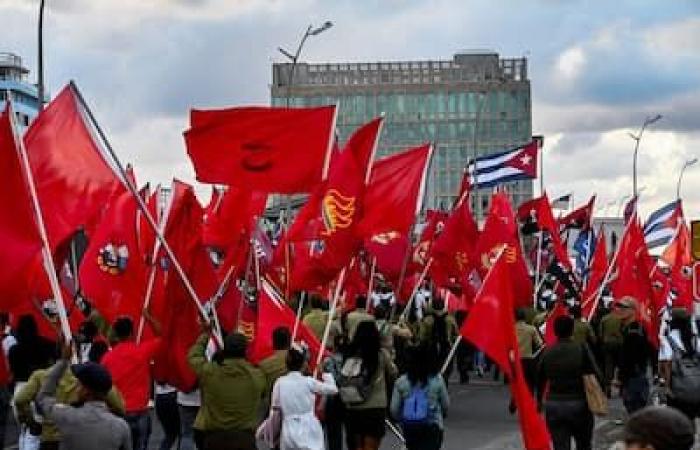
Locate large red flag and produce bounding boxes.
[0,106,43,305]
[184,106,336,193]
[358,144,432,239]
[78,189,149,325]
[23,83,124,251]
[581,230,608,319]
[476,192,533,307]
[285,119,383,291]
[460,256,551,450]
[662,222,693,312]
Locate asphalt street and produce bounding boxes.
[1,373,694,450]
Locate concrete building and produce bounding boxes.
[0,52,41,129]
[271,51,533,219]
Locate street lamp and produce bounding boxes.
[278,21,333,107]
[629,114,662,197]
[37,0,46,112]
[677,157,698,200]
[617,194,631,217]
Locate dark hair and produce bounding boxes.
[351,321,380,380]
[222,333,248,359]
[405,345,433,386]
[286,346,306,372]
[112,317,134,340]
[15,314,39,343]
[78,321,98,342]
[553,315,574,339]
[569,304,582,319]
[515,308,527,322]
[624,406,694,450]
[670,315,695,356]
[272,327,291,351]
[310,294,324,310]
[355,295,367,310]
[88,341,109,363]
[374,304,388,320]
[431,297,444,311]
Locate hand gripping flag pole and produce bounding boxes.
[9,103,73,345]
[70,82,223,347]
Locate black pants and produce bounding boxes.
[402,423,443,450]
[0,386,9,447]
[125,411,152,450]
[622,375,649,415]
[324,396,345,450]
[203,429,255,450]
[520,358,537,395]
[456,341,474,383]
[545,399,593,450]
[155,392,181,450]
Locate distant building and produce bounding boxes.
[271,51,533,219]
[0,52,41,129]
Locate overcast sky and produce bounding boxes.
[2,0,700,219]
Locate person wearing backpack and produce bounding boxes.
[658,308,700,421]
[339,321,397,450]
[390,345,448,450]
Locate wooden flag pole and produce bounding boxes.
[291,291,305,342]
[399,257,433,323]
[314,266,347,376]
[10,104,72,343]
[533,231,543,309]
[71,82,223,347]
[365,256,377,311]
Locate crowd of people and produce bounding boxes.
[0,280,698,450]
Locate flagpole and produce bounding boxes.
[366,256,376,311]
[440,247,507,375]
[533,231,543,309]
[314,266,347,375]
[291,291,305,342]
[70,82,222,347]
[399,258,433,323]
[9,104,72,343]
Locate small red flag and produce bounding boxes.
[460,255,551,449]
[476,192,533,307]
[184,106,336,193]
[558,196,596,230]
[581,230,608,319]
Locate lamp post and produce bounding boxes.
[629,114,662,197]
[278,21,333,107]
[677,157,698,200]
[37,0,46,112]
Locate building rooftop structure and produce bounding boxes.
[0,52,41,128]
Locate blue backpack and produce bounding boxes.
[401,384,430,425]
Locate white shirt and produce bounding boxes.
[177,389,201,407]
[273,371,337,450]
[372,292,396,309]
[659,329,700,362]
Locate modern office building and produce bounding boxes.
[0,52,41,129]
[271,51,533,219]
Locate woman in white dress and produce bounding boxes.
[272,343,338,450]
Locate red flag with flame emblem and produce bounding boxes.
[285,119,383,291]
[430,200,480,286]
[475,192,533,307]
[184,106,336,194]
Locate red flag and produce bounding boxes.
[476,192,533,307]
[430,200,480,286]
[460,256,551,450]
[0,106,43,304]
[662,222,693,312]
[581,230,608,319]
[248,281,324,369]
[412,210,448,270]
[364,233,410,285]
[78,189,149,325]
[517,194,571,269]
[558,196,595,230]
[184,106,336,193]
[359,144,432,239]
[23,83,123,251]
[284,119,383,291]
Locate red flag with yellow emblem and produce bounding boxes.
[475,192,533,307]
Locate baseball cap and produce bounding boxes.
[71,362,112,395]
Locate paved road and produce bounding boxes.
[2,373,693,450]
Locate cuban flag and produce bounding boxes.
[466,140,539,189]
[643,200,682,249]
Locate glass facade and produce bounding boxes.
[271,53,533,220]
